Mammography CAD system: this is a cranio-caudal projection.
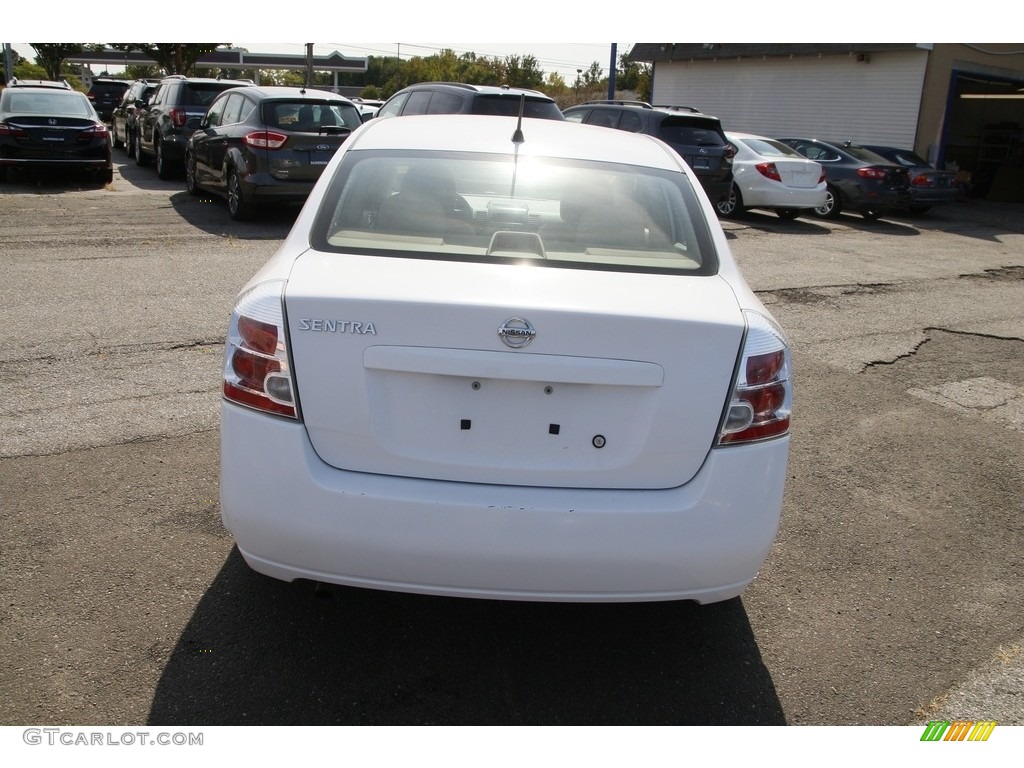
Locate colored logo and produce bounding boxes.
[921,720,997,741]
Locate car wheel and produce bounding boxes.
[775,208,801,220]
[227,168,255,221]
[155,140,173,180]
[124,129,134,157]
[134,132,150,166]
[715,184,744,218]
[185,151,200,196]
[861,209,884,221]
[812,185,841,218]
[112,127,123,150]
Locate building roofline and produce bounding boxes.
[628,43,927,63]
[66,47,368,73]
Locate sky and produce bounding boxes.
[6,3,1011,81]
[7,42,620,83]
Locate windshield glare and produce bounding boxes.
[311,151,717,275]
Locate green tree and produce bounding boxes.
[503,54,545,89]
[616,53,650,94]
[581,61,604,89]
[30,43,83,80]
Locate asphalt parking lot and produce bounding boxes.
[1,156,1022,726]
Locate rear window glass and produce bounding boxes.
[181,84,238,107]
[4,91,93,117]
[738,137,804,158]
[265,101,362,132]
[469,95,563,119]
[843,146,893,164]
[657,118,725,147]
[311,150,717,275]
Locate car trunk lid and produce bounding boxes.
[284,251,745,490]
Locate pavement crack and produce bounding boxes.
[861,336,932,371]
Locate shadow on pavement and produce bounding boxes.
[148,548,785,725]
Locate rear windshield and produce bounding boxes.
[738,137,804,158]
[657,117,726,148]
[4,91,93,117]
[469,95,564,119]
[841,145,892,164]
[311,150,717,275]
[181,83,238,107]
[263,101,363,132]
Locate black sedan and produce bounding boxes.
[857,144,959,214]
[0,79,113,185]
[776,137,911,221]
[185,85,363,221]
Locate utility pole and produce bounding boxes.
[3,43,15,84]
[305,43,314,87]
[607,43,617,100]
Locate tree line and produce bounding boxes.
[4,43,651,106]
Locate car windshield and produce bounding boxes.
[738,137,804,158]
[264,100,363,132]
[312,151,716,275]
[4,92,93,117]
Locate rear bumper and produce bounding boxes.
[221,401,789,603]
[908,187,958,206]
[743,182,827,210]
[243,172,317,202]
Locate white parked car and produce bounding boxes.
[717,131,827,219]
[220,114,792,604]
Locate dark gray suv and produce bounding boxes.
[376,82,564,120]
[562,101,735,203]
[135,75,254,179]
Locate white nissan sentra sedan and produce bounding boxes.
[220,113,792,603]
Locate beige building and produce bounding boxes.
[628,44,1024,202]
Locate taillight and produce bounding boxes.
[718,310,792,445]
[724,142,737,159]
[0,123,29,138]
[223,280,298,419]
[817,167,827,183]
[168,108,188,127]
[856,166,888,180]
[911,173,933,187]
[243,131,288,150]
[78,124,109,141]
[755,162,782,182]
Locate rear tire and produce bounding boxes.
[155,139,173,180]
[134,131,150,166]
[227,168,255,221]
[185,151,200,196]
[715,184,744,218]
[813,185,841,218]
[861,209,883,221]
[776,208,801,220]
